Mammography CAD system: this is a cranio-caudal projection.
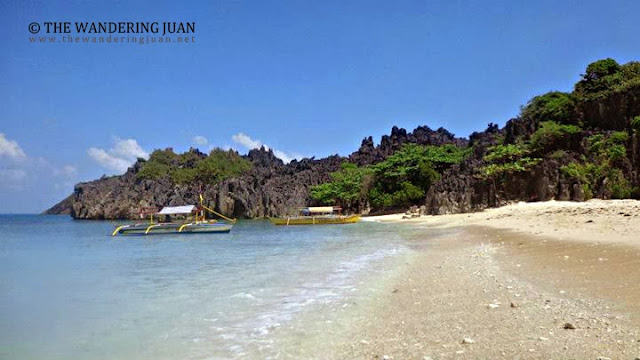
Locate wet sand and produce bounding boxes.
[283,200,640,359]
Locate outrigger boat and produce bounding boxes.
[269,206,360,226]
[112,195,235,236]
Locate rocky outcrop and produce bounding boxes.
[349,126,467,165]
[48,126,465,219]
[65,148,341,219]
[46,118,639,219]
[580,84,640,131]
[424,157,590,215]
[424,121,640,215]
[42,194,74,215]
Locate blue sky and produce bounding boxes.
[1,0,639,213]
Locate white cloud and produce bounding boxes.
[0,134,28,189]
[88,148,132,173]
[88,137,149,174]
[231,133,302,163]
[231,133,263,150]
[0,133,26,160]
[192,135,208,146]
[110,138,149,160]
[0,134,80,210]
[272,149,299,164]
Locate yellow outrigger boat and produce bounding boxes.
[269,206,361,226]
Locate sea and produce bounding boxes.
[0,215,430,359]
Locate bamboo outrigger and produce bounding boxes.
[269,206,360,226]
[112,195,236,236]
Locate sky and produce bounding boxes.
[1,0,639,213]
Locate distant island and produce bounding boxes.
[46,58,640,219]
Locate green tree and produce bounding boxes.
[194,148,252,184]
[582,58,621,82]
[137,149,177,180]
[529,121,581,153]
[137,147,251,184]
[575,58,623,96]
[310,163,373,209]
[369,144,465,209]
[520,91,576,125]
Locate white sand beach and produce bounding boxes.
[299,200,640,359]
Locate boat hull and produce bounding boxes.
[113,222,233,236]
[269,214,360,226]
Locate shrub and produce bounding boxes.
[479,157,541,178]
[609,168,632,199]
[137,161,171,180]
[585,132,628,164]
[560,163,589,183]
[479,142,541,179]
[520,91,576,124]
[631,116,640,131]
[483,144,529,163]
[530,121,581,153]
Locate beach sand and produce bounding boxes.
[363,199,640,246]
[286,200,640,359]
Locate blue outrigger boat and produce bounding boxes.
[112,196,235,236]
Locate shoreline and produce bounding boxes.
[363,199,640,247]
[279,200,640,358]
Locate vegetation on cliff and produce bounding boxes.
[310,163,373,210]
[466,58,640,206]
[574,58,640,100]
[137,148,252,185]
[560,131,632,199]
[311,143,468,211]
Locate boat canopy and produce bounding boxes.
[306,206,336,214]
[158,205,196,215]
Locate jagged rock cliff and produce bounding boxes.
[49,126,463,219]
[425,86,640,214]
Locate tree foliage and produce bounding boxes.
[478,143,541,179]
[520,91,576,125]
[575,59,640,99]
[560,131,631,199]
[310,163,373,208]
[368,144,467,209]
[136,149,176,180]
[529,121,581,152]
[311,143,468,212]
[136,148,251,185]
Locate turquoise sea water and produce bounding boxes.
[0,215,423,359]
